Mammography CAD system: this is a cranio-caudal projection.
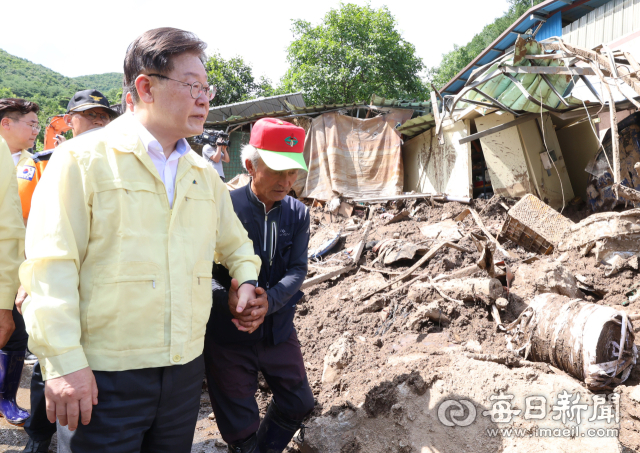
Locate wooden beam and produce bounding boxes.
[458,114,536,145]
[525,53,573,60]
[301,265,353,290]
[500,65,595,75]
[352,220,373,264]
[348,193,472,203]
[431,91,444,144]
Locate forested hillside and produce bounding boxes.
[0,49,123,149]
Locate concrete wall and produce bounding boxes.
[402,120,471,196]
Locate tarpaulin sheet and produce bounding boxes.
[297,109,412,201]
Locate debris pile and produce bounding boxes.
[282,193,640,453]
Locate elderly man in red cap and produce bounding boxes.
[204,118,314,453]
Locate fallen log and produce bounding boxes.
[358,241,459,301]
[409,278,502,304]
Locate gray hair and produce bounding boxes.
[240,144,261,170]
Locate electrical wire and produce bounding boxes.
[581,99,614,173]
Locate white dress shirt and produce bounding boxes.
[11,152,20,167]
[132,117,190,208]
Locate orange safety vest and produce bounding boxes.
[16,149,54,221]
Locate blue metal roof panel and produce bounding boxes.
[440,0,613,95]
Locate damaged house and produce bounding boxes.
[186,1,640,453]
[404,0,640,212]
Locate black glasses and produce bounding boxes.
[147,74,216,100]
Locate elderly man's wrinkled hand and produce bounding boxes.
[231,287,268,334]
[0,309,15,349]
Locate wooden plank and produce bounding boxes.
[352,220,373,264]
[499,65,595,75]
[458,114,536,145]
[431,91,444,144]
[301,265,353,290]
[348,193,471,203]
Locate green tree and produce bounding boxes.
[0,87,16,98]
[428,0,546,89]
[281,3,426,105]
[205,53,275,106]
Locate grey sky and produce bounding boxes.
[1,0,511,83]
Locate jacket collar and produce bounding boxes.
[244,180,282,212]
[103,113,208,170]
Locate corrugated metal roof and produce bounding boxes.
[369,94,434,111]
[396,114,436,137]
[206,93,305,124]
[205,100,379,128]
[562,0,640,49]
[442,0,612,96]
[399,37,590,139]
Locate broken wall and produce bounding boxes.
[518,114,575,208]
[475,111,574,209]
[402,120,472,197]
[475,112,534,198]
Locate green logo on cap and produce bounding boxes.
[285,136,298,147]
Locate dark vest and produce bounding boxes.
[208,184,305,345]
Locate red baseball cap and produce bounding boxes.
[249,118,307,171]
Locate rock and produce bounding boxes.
[629,386,640,404]
[495,297,509,309]
[357,295,386,314]
[512,258,585,299]
[405,301,451,330]
[420,219,462,242]
[463,340,482,353]
[393,232,400,239]
[322,335,354,384]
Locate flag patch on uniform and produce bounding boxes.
[17,165,35,181]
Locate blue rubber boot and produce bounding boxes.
[0,350,30,426]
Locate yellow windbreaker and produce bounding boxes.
[20,115,261,380]
[0,137,25,310]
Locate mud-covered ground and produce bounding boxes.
[291,196,640,453]
[3,196,640,453]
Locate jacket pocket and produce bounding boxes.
[87,262,165,351]
[192,260,213,340]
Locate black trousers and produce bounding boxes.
[3,304,28,352]
[204,330,314,444]
[57,356,204,453]
[24,362,56,441]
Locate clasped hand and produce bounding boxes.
[228,279,268,334]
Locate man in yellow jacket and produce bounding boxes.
[0,136,27,426]
[20,27,262,452]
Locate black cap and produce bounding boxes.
[67,89,118,117]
